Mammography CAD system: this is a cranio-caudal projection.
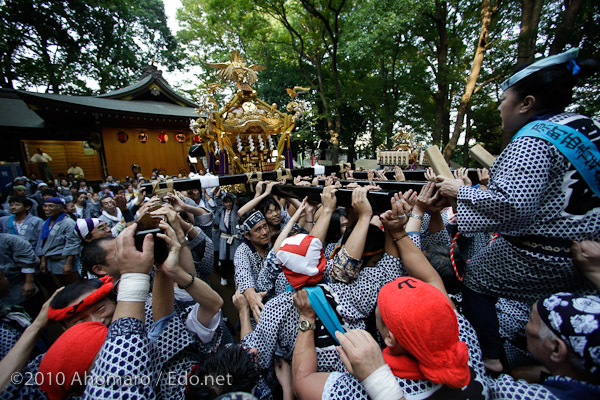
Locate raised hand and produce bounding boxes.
[424,167,437,183]
[320,185,338,212]
[351,186,372,218]
[416,182,447,213]
[155,220,182,278]
[394,166,405,182]
[165,192,187,213]
[477,168,490,187]
[453,167,472,186]
[380,193,410,235]
[435,175,464,199]
[334,329,385,381]
[115,223,154,274]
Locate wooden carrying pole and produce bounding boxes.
[271,185,397,213]
[317,180,427,193]
[424,145,457,208]
[351,170,427,181]
[469,144,496,168]
[348,169,480,184]
[141,165,349,194]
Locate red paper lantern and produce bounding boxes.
[117,131,128,143]
[138,132,148,143]
[175,133,186,143]
[157,132,168,143]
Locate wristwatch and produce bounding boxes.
[299,319,316,332]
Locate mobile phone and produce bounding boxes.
[134,228,169,265]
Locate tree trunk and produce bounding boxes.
[443,0,496,162]
[370,120,377,159]
[299,0,345,164]
[381,58,394,149]
[39,37,61,94]
[431,0,450,146]
[517,0,544,65]
[331,49,342,164]
[500,0,544,148]
[463,107,471,166]
[549,0,585,55]
[0,54,16,89]
[314,60,336,161]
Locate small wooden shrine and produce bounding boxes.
[377,130,427,168]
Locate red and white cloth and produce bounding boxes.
[276,234,327,289]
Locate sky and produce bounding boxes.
[160,0,201,92]
[163,0,183,34]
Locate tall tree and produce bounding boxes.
[517,0,544,65]
[0,0,178,94]
[548,0,585,55]
[175,0,599,163]
[343,0,431,150]
[429,0,451,146]
[443,0,498,161]
[256,0,347,163]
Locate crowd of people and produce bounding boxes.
[0,49,599,400]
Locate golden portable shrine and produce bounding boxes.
[189,51,309,175]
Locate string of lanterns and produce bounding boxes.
[116,130,189,144]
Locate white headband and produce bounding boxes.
[501,47,579,91]
[238,211,265,234]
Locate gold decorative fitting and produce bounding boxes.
[190,51,310,174]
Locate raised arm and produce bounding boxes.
[151,204,197,276]
[237,181,279,217]
[292,290,330,400]
[111,223,154,323]
[85,223,157,399]
[0,288,62,391]
[406,182,447,234]
[381,194,452,305]
[156,221,223,326]
[273,197,307,253]
[343,187,373,261]
[166,192,211,217]
[309,186,337,245]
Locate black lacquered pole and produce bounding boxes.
[350,168,480,184]
[317,180,426,193]
[141,165,351,194]
[271,185,396,214]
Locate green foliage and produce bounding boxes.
[571,1,600,119]
[8,0,597,161]
[181,0,600,159]
[0,0,178,94]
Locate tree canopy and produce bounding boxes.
[0,0,178,94]
[176,0,599,163]
[3,0,598,163]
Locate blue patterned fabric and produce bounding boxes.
[457,113,600,303]
[84,317,159,399]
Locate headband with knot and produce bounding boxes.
[501,47,579,91]
[238,210,265,234]
[377,277,470,388]
[74,218,102,240]
[45,197,65,205]
[47,276,113,321]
